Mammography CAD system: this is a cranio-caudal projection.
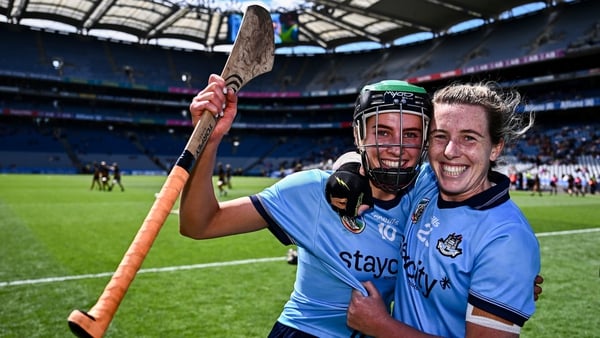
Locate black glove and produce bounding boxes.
[325,162,373,217]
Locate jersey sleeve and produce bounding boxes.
[251,170,326,248]
[468,218,541,326]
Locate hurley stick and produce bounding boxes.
[67,5,274,337]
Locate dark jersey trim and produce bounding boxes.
[437,171,510,210]
[468,293,527,326]
[249,195,295,245]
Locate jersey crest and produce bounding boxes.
[341,215,366,234]
[436,233,463,258]
[411,198,430,224]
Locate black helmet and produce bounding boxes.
[353,80,431,193]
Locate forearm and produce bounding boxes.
[178,133,268,239]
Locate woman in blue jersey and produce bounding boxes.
[178,75,432,337]
[338,82,541,338]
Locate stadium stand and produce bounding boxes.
[0,0,599,184]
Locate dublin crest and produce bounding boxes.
[436,233,463,258]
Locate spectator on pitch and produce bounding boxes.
[509,171,518,190]
[525,171,534,192]
[566,173,575,195]
[574,174,585,196]
[109,162,125,192]
[531,173,543,196]
[90,162,101,191]
[328,82,541,338]
[589,175,597,194]
[550,174,559,195]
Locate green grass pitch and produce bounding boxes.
[0,173,598,337]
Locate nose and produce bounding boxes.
[387,144,402,156]
[444,140,461,158]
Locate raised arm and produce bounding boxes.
[179,74,267,239]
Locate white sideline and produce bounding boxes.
[1,228,599,288]
[534,227,600,237]
[0,257,284,288]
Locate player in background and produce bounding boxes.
[90,162,101,190]
[328,82,541,338]
[225,163,233,189]
[109,162,125,192]
[99,161,110,191]
[178,76,431,337]
[216,162,227,196]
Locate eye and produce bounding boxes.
[376,129,391,137]
[403,131,420,139]
[431,132,447,141]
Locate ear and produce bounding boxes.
[490,138,504,161]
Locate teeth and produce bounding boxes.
[382,160,400,168]
[442,165,466,176]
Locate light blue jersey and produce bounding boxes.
[251,169,407,337]
[396,164,541,337]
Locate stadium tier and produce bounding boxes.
[0,0,599,176]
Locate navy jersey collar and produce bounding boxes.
[437,171,510,210]
[374,192,403,210]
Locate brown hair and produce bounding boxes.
[432,81,534,168]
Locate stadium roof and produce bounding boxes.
[0,0,550,51]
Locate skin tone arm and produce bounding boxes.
[347,281,439,338]
[179,74,268,239]
[347,282,520,338]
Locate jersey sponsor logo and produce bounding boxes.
[411,198,430,224]
[436,233,463,258]
[341,215,366,234]
[402,214,460,298]
[401,240,438,297]
[340,250,398,278]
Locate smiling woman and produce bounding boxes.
[325,81,541,338]
[428,102,505,201]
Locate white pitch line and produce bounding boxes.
[535,227,600,237]
[1,228,598,288]
[0,256,284,288]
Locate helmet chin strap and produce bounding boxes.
[360,152,418,193]
[369,166,418,193]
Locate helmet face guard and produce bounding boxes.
[353,80,431,193]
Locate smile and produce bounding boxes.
[381,159,401,168]
[442,164,467,177]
